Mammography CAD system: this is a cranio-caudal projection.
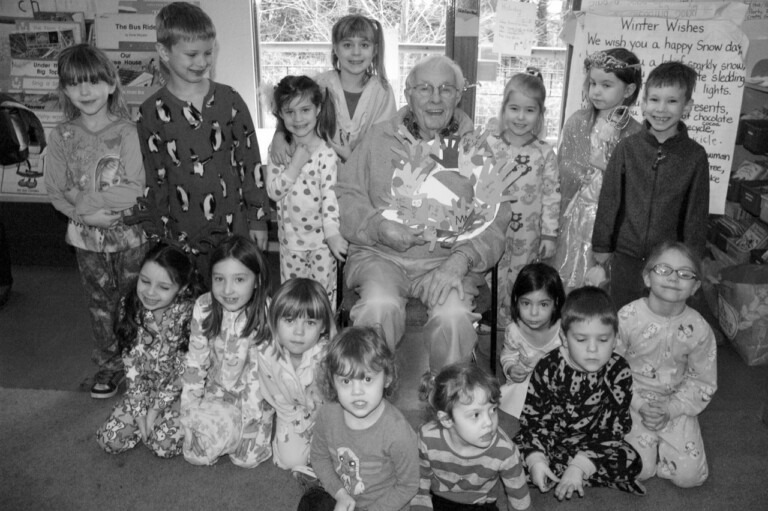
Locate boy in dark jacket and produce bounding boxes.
[592,61,709,308]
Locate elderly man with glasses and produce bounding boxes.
[336,55,512,370]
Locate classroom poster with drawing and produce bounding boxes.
[563,5,749,215]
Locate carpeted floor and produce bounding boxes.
[2,264,768,510]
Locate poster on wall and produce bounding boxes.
[563,5,749,215]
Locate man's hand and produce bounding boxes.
[81,209,121,229]
[414,253,469,308]
[377,220,426,252]
[555,465,585,501]
[327,234,348,261]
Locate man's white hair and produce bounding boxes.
[405,55,465,90]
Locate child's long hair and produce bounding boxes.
[510,262,565,326]
[583,47,642,108]
[268,278,337,357]
[202,235,271,343]
[498,71,547,137]
[57,44,129,121]
[272,75,337,145]
[115,244,199,355]
[319,326,397,402]
[331,14,389,88]
[419,362,501,423]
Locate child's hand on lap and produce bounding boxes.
[327,234,348,261]
[640,401,670,431]
[334,488,356,511]
[530,461,560,493]
[555,465,585,500]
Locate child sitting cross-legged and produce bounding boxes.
[514,286,645,500]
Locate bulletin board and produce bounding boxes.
[561,1,753,215]
[0,0,258,203]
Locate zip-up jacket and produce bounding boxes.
[592,121,709,259]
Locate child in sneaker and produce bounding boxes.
[46,44,148,399]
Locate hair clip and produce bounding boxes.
[584,51,641,72]
[525,66,543,80]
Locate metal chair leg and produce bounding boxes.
[489,263,498,375]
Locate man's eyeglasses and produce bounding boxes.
[651,263,697,280]
[408,83,460,99]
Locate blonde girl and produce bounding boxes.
[552,48,643,293]
[299,326,419,511]
[271,14,396,163]
[180,235,274,467]
[617,241,717,487]
[267,76,348,304]
[256,277,337,472]
[45,43,147,399]
[413,362,531,511]
[487,71,560,329]
[97,244,198,457]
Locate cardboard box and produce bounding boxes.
[730,179,768,204]
[741,182,768,216]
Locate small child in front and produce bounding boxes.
[514,286,645,500]
[136,2,270,283]
[299,326,419,511]
[413,362,531,510]
[617,241,717,487]
[180,235,273,467]
[592,61,709,309]
[256,277,336,471]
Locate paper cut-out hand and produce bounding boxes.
[474,157,518,205]
[429,134,461,170]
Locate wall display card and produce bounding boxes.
[94,13,157,51]
[9,29,76,93]
[0,150,46,197]
[16,19,83,43]
[493,0,538,57]
[563,11,749,214]
[103,50,163,106]
[0,22,16,92]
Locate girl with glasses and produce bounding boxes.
[616,240,717,488]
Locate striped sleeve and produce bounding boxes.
[410,430,434,510]
[498,434,532,510]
